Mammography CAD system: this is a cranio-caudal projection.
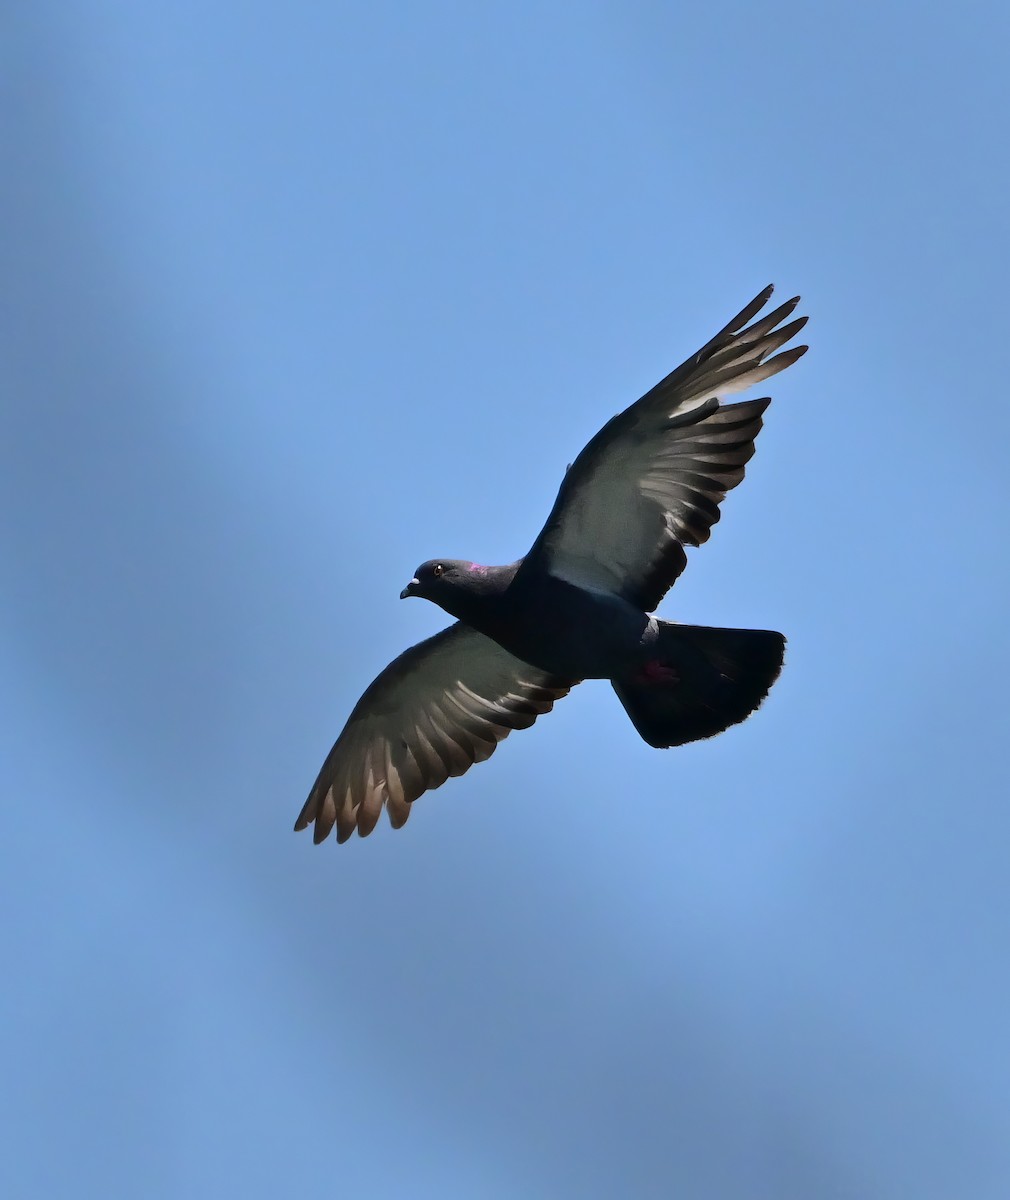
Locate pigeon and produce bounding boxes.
[296,285,807,844]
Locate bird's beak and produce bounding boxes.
[400,578,419,599]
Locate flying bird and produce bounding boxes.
[296,286,807,844]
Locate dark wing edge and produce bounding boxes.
[294,622,573,845]
[521,285,808,611]
[637,285,807,418]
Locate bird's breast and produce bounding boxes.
[479,575,652,681]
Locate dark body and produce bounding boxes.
[296,286,807,843]
[413,561,656,682]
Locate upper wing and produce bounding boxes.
[520,286,808,612]
[295,622,573,844]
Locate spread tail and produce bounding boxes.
[612,622,785,748]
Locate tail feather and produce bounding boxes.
[613,622,785,748]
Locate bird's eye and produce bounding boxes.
[432,563,444,577]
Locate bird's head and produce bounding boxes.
[400,559,466,602]
[400,558,503,620]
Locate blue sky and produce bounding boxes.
[3,3,1009,1197]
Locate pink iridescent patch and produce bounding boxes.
[638,660,680,685]
[467,562,489,575]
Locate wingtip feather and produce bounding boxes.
[730,284,775,332]
[770,344,808,370]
